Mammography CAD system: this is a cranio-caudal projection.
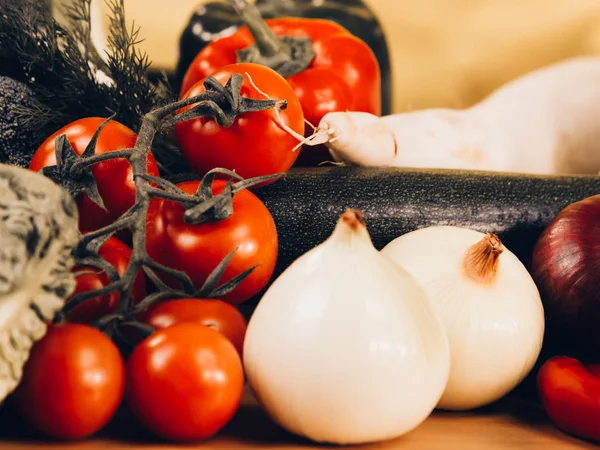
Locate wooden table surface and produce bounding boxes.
[0,388,595,450]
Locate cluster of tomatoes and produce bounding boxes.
[13,62,307,441]
[14,307,247,441]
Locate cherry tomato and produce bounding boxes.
[126,322,244,442]
[13,324,125,440]
[175,63,304,184]
[29,118,160,233]
[145,179,278,305]
[537,356,600,441]
[142,298,247,358]
[67,236,147,323]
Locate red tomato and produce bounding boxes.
[537,356,600,441]
[13,324,125,440]
[142,299,247,358]
[29,118,160,233]
[175,63,304,184]
[67,236,147,323]
[126,322,244,442]
[145,179,278,305]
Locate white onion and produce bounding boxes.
[243,210,450,445]
[382,226,544,411]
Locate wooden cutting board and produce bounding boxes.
[0,388,595,450]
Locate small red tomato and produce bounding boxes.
[29,118,160,233]
[13,324,125,440]
[537,355,600,441]
[67,236,147,323]
[175,63,304,184]
[126,322,244,442]
[142,299,247,358]
[145,179,278,305]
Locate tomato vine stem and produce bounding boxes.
[70,149,136,175]
[49,73,285,335]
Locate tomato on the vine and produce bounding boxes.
[142,298,247,358]
[67,236,147,324]
[175,63,305,183]
[13,324,125,440]
[145,179,278,305]
[29,118,160,233]
[126,322,244,442]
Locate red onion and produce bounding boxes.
[530,194,600,354]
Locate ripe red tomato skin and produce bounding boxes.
[13,324,125,440]
[29,118,160,233]
[67,236,147,323]
[175,63,304,183]
[145,179,278,305]
[125,322,245,442]
[141,298,247,358]
[537,356,600,441]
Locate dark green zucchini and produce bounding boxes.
[233,165,600,319]
[255,167,600,281]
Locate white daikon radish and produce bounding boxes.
[310,57,600,175]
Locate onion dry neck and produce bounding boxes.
[341,209,366,230]
[463,233,503,284]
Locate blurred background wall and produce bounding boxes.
[100,0,600,113]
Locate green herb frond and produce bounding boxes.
[104,0,162,129]
[62,0,107,71]
[0,0,171,135]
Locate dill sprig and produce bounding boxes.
[62,0,110,72]
[0,0,170,134]
[103,0,165,125]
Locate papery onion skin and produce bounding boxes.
[243,210,450,445]
[530,194,600,354]
[382,226,544,411]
